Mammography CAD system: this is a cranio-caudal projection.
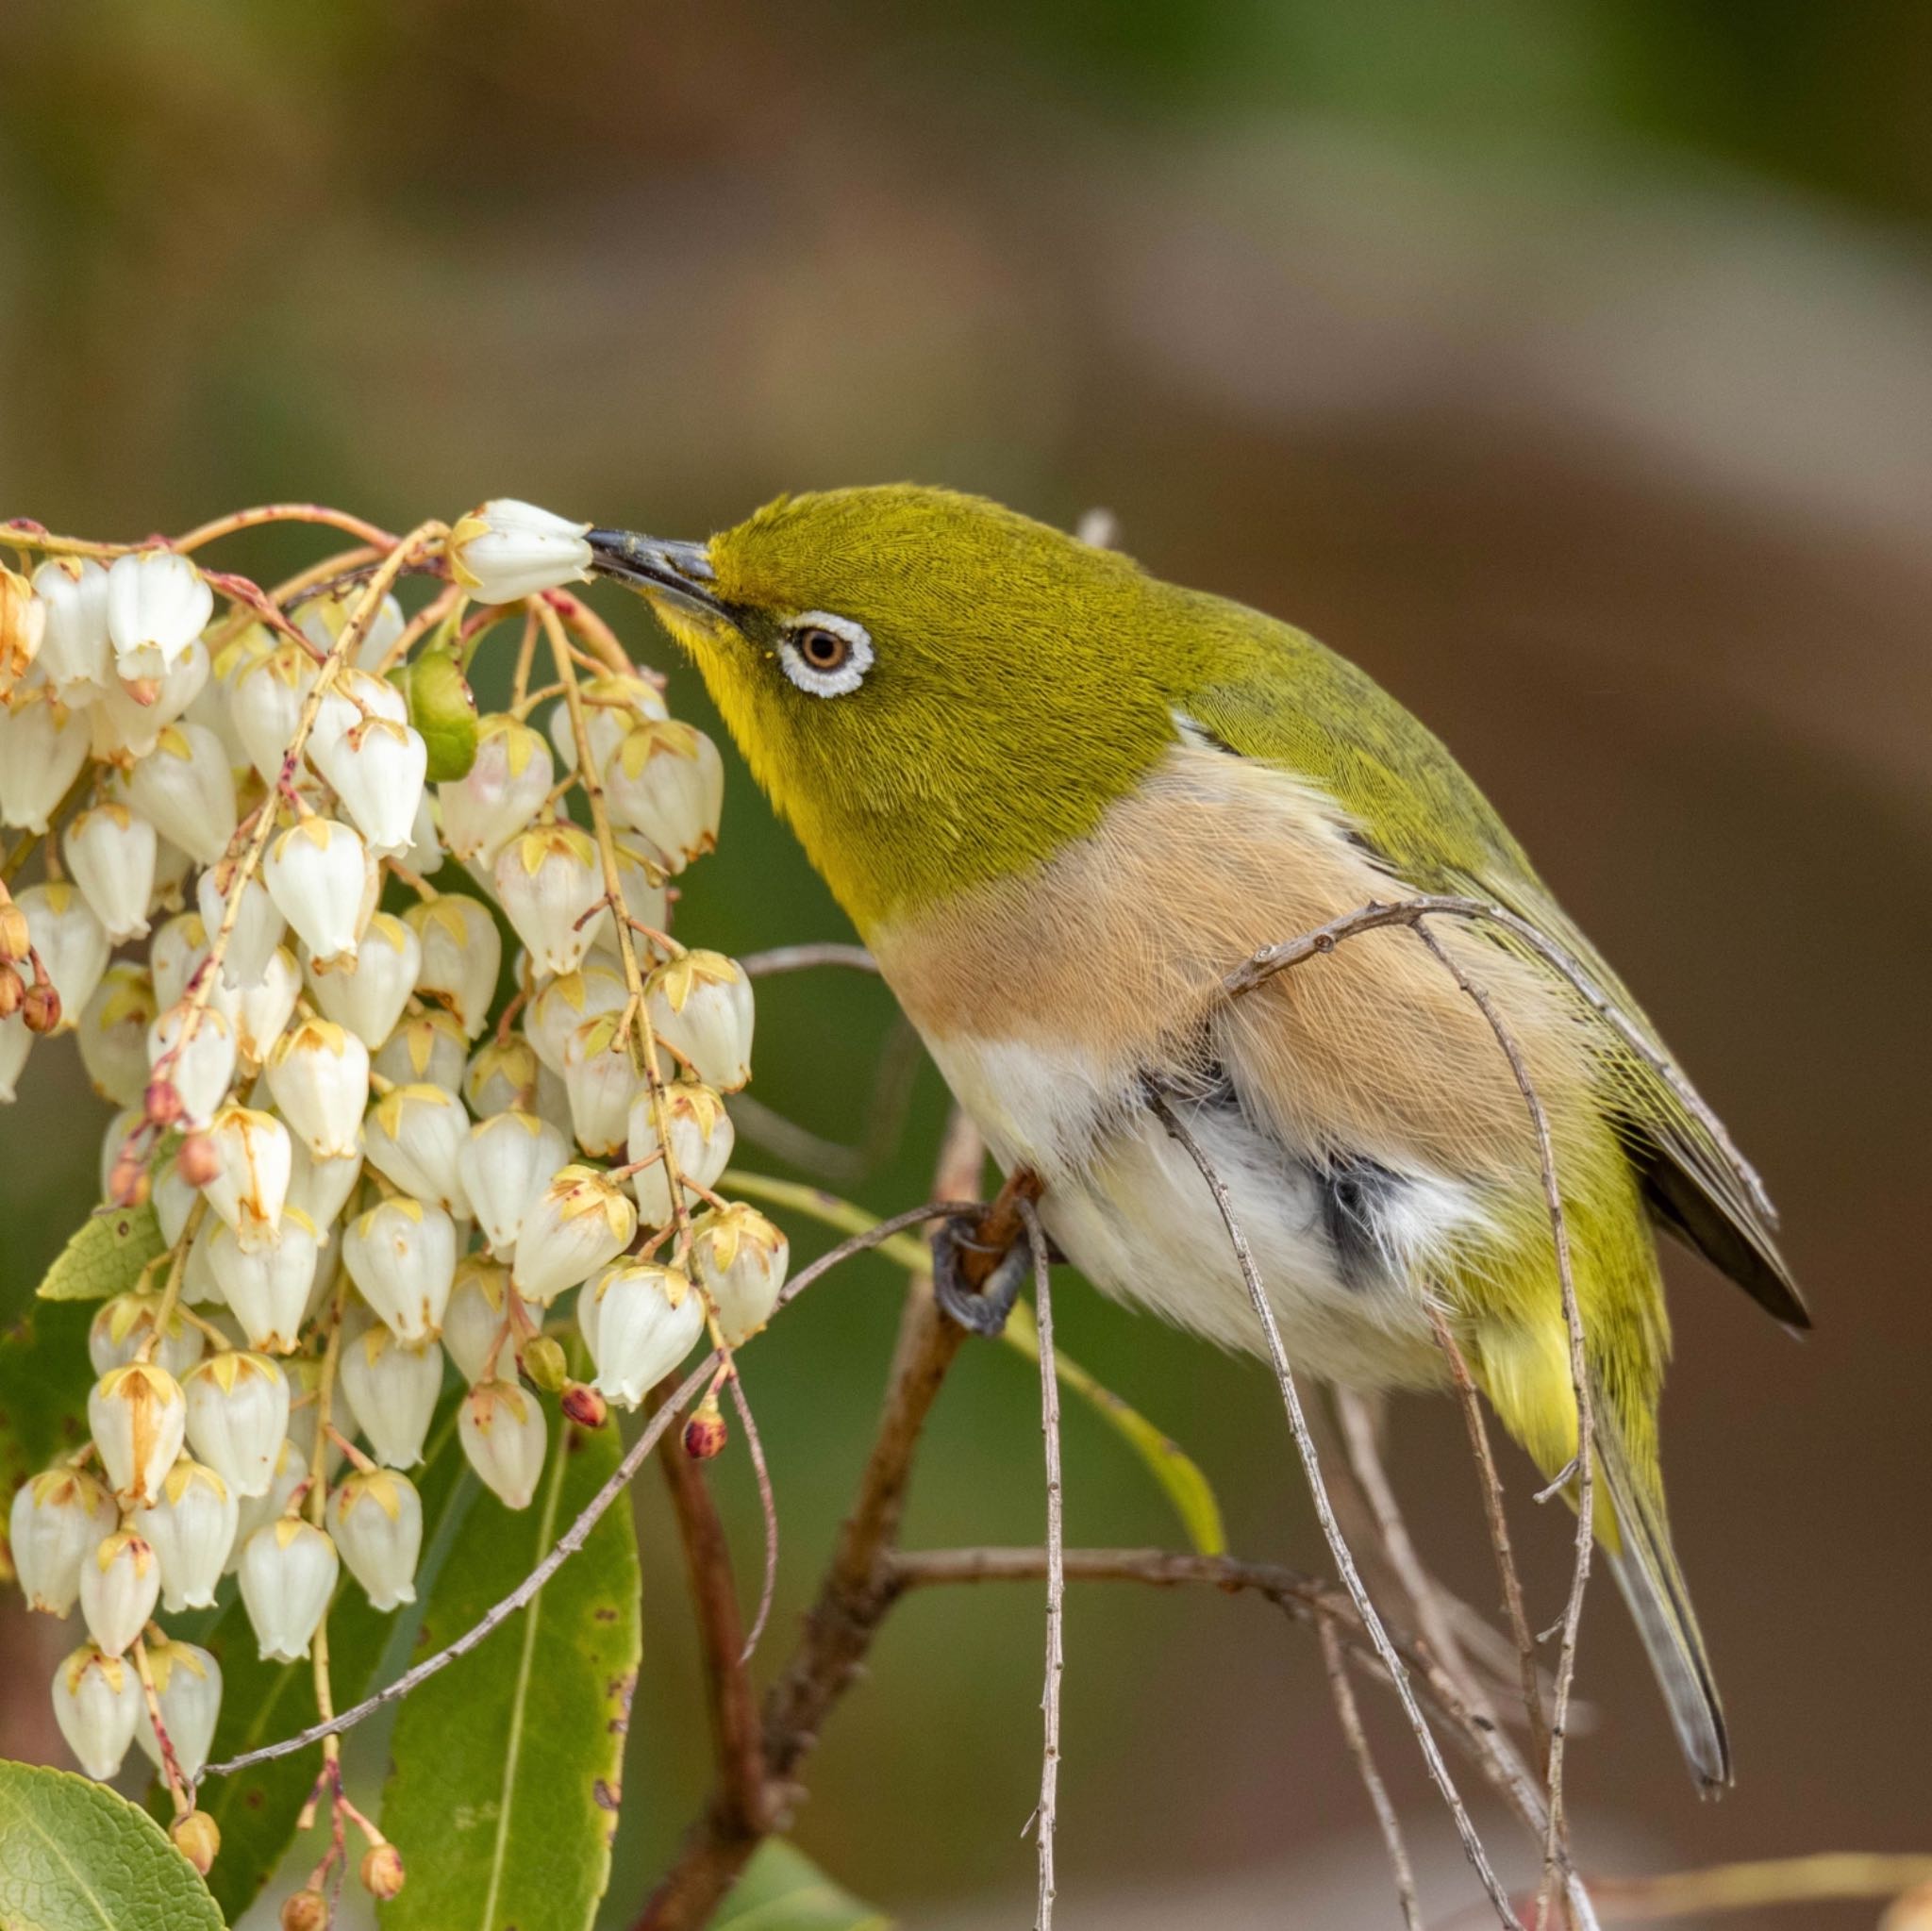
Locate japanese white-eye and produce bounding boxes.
[588,486,1807,1789]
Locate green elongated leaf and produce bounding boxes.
[707,1841,891,1930]
[379,1413,641,1931]
[400,641,479,781]
[176,1412,474,1923]
[34,1204,164,1302]
[0,1760,222,1930]
[0,1299,96,1579]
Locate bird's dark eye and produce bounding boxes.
[796,627,850,672]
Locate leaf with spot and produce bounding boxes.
[0,1759,223,1931]
[707,1841,892,1930]
[33,1204,164,1302]
[0,1298,95,1580]
[378,1411,641,1931]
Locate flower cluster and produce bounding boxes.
[0,502,788,1890]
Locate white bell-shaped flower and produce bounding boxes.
[0,687,91,832]
[374,1006,468,1092]
[562,1015,641,1157]
[52,1645,142,1781]
[147,911,207,1011]
[627,1082,736,1228]
[178,1219,223,1307]
[363,1083,470,1214]
[458,1379,547,1510]
[297,586,406,673]
[61,802,158,943]
[302,910,419,1046]
[404,894,503,1037]
[189,626,268,768]
[233,944,300,1070]
[239,1517,339,1661]
[330,1468,423,1609]
[17,882,110,1032]
[510,1164,637,1307]
[225,1437,304,1575]
[439,714,553,865]
[88,1292,203,1380]
[286,1140,364,1234]
[524,959,626,1073]
[338,1317,441,1468]
[148,835,193,917]
[305,665,408,773]
[0,561,42,693]
[230,640,319,784]
[448,499,592,606]
[9,1468,120,1615]
[265,1015,369,1157]
[457,1110,569,1259]
[132,1459,237,1611]
[199,1104,291,1250]
[91,636,209,761]
[88,1361,187,1506]
[0,1012,29,1105]
[547,673,667,774]
[105,549,212,681]
[441,1256,536,1384]
[581,1261,707,1410]
[690,1202,790,1346]
[319,716,426,859]
[264,817,369,968]
[645,951,754,1092]
[464,1035,541,1117]
[341,1196,457,1342]
[597,836,670,952]
[394,786,443,875]
[145,1003,238,1124]
[133,1638,223,1782]
[32,555,111,702]
[78,1528,160,1657]
[124,721,237,864]
[182,1351,290,1499]
[605,720,724,874]
[493,824,608,975]
[208,1207,319,1352]
[77,965,158,1108]
[196,863,286,990]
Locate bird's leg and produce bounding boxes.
[931,1167,1046,1336]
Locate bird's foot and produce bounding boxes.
[930,1168,1048,1336]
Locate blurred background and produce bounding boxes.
[2,1,1928,1924]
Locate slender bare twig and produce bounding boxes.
[1319,1618,1423,1931]
[1144,1087,1522,1929]
[736,943,878,977]
[1018,1200,1063,1931]
[725,1371,779,1663]
[1593,1855,1932,1921]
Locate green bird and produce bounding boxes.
[586,486,1807,1789]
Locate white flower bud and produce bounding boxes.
[404,894,503,1037]
[178,1219,223,1307]
[341,1196,457,1341]
[374,1006,467,1092]
[147,1002,238,1124]
[286,1140,364,1234]
[458,1379,547,1509]
[439,713,553,868]
[594,837,670,957]
[199,1105,291,1250]
[133,1638,222,1781]
[77,965,158,1108]
[189,626,268,767]
[230,640,318,783]
[318,717,426,860]
[91,636,209,761]
[265,817,369,969]
[238,1517,339,1661]
[645,951,754,1092]
[208,1207,319,1353]
[148,834,193,917]
[305,666,407,773]
[196,862,287,990]
[105,550,212,681]
[364,1082,470,1214]
[52,1645,142,1780]
[0,1012,28,1105]
[225,1437,304,1574]
[31,556,111,703]
[441,1256,536,1385]
[330,1469,422,1608]
[560,1016,641,1157]
[124,721,237,864]
[510,1164,636,1307]
[89,1362,187,1506]
[0,562,43,694]
[463,1034,541,1117]
[547,673,667,774]
[0,687,91,833]
[581,1261,705,1410]
[524,959,626,1074]
[493,824,608,976]
[9,1467,119,1615]
[448,499,591,606]
[182,1351,290,1498]
[147,911,207,1011]
[233,944,300,1071]
[61,802,158,944]
[297,587,406,674]
[88,1292,204,1380]
[626,1082,735,1228]
[689,1203,790,1346]
[17,882,110,1031]
[457,1110,569,1259]
[302,910,419,1045]
[132,1460,237,1612]
[604,720,724,874]
[338,1317,441,1469]
[395,786,443,874]
[266,1016,369,1157]
[78,1527,160,1656]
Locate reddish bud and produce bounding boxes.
[21,980,60,1035]
[108,1150,149,1208]
[0,963,21,1019]
[359,1841,406,1900]
[121,675,161,708]
[0,900,28,963]
[145,1077,185,1127]
[170,1808,221,1874]
[683,1397,726,1461]
[279,1889,328,1931]
[560,1381,608,1430]
[175,1131,221,1187]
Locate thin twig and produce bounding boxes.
[736,943,878,977]
[1018,1200,1062,1931]
[726,1371,779,1663]
[1593,1854,1932,1921]
[1318,1617,1423,1931]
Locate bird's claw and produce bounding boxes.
[931,1212,1029,1337]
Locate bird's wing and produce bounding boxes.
[1182,604,1807,1329]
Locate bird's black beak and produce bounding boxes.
[585,529,729,622]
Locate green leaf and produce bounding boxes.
[707,1841,892,1930]
[378,1412,641,1931]
[34,1204,164,1303]
[401,642,479,782]
[178,1413,473,1923]
[0,1759,223,1930]
[0,1300,95,1580]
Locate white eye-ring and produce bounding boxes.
[777,611,874,698]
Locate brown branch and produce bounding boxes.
[1019,1200,1063,1931]
[725,1371,779,1662]
[1318,1617,1422,1931]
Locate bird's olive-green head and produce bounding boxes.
[588,486,1249,933]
